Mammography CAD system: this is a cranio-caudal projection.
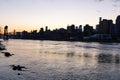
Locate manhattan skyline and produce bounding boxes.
[0,0,120,32]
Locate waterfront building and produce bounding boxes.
[97,17,114,34]
[67,24,75,33]
[116,15,120,36]
[84,24,93,36]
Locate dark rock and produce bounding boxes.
[18,73,21,75]
[1,52,14,57]
[0,48,6,50]
[10,65,27,71]
[0,43,6,50]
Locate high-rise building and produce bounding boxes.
[116,15,120,36]
[84,24,93,36]
[45,26,48,31]
[99,17,102,24]
[97,18,114,34]
[67,24,75,33]
[3,25,8,40]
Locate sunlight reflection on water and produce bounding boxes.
[0,39,120,80]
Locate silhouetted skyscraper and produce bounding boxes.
[45,26,48,31]
[3,25,8,40]
[99,17,102,24]
[67,24,75,33]
[116,15,120,36]
[84,24,93,36]
[97,19,114,34]
[79,25,82,32]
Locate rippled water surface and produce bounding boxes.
[0,39,120,80]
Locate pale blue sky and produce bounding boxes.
[0,0,120,32]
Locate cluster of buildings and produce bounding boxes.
[8,15,120,42]
[98,16,120,35]
[11,25,83,41]
[92,15,120,41]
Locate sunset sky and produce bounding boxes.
[0,0,120,32]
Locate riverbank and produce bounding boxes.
[10,38,120,44]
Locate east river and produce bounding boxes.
[0,39,120,80]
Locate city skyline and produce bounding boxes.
[0,0,120,32]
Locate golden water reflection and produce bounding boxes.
[2,40,120,80]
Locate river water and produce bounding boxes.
[0,39,120,80]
